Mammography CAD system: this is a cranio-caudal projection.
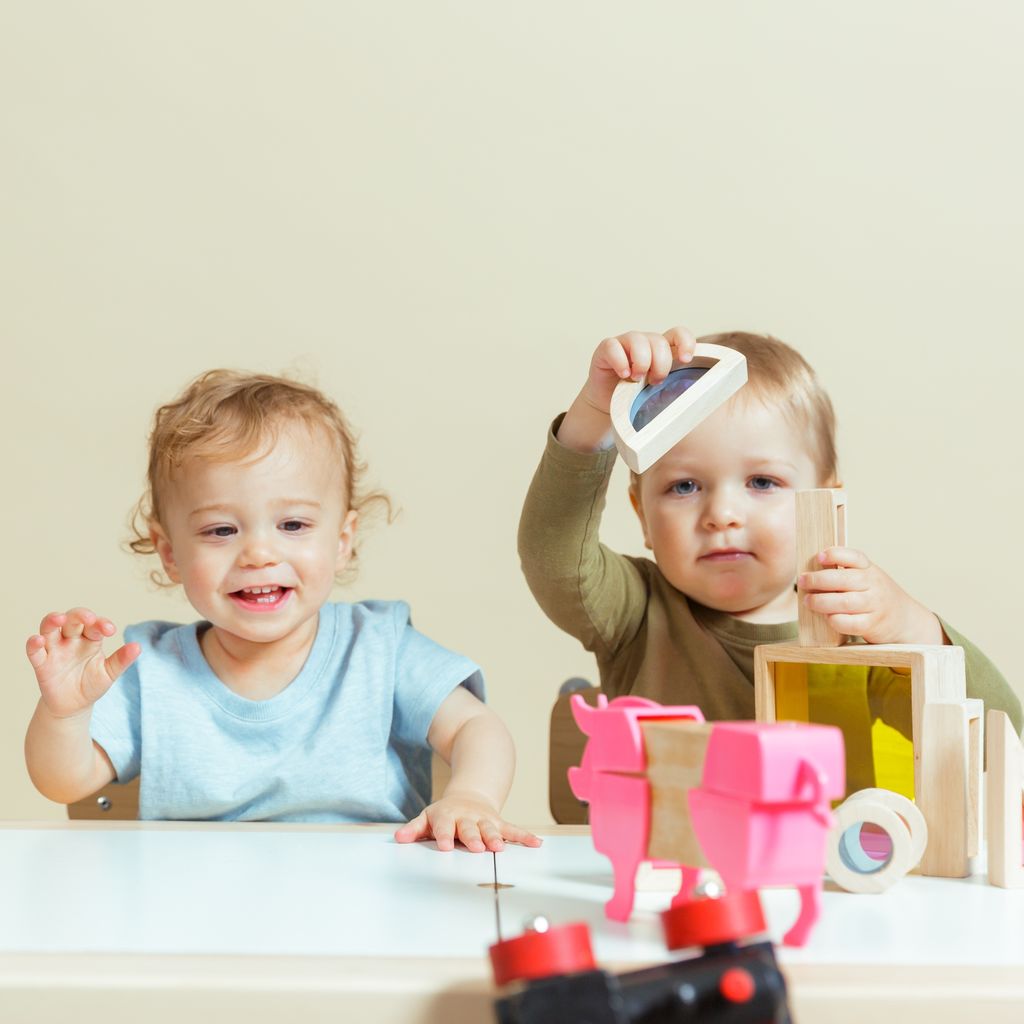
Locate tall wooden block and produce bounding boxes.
[796,488,847,648]
[917,700,982,878]
[986,709,1024,889]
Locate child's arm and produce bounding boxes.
[393,686,542,852]
[518,327,698,662]
[556,327,697,452]
[24,609,140,803]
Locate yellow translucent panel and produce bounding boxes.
[771,662,914,801]
[870,718,915,799]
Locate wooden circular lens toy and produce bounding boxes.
[609,343,748,474]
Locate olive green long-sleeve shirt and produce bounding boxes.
[519,419,1023,767]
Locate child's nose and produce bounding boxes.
[238,531,280,569]
[703,489,744,531]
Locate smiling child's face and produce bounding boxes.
[150,420,356,654]
[631,396,825,622]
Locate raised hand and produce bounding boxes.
[26,609,141,719]
[583,326,697,415]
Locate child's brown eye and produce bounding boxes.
[206,526,235,538]
[280,520,306,532]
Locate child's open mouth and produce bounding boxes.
[228,586,293,611]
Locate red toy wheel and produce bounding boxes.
[661,890,766,950]
[489,922,596,987]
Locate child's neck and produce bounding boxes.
[198,618,319,701]
[729,586,799,625]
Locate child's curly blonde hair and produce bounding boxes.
[129,369,390,585]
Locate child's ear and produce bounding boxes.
[628,487,654,551]
[150,523,182,583]
[336,509,359,568]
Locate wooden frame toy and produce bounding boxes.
[609,343,747,474]
[755,488,982,880]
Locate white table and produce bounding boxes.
[1,822,1022,1022]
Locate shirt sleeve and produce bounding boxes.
[89,643,143,783]
[517,415,649,658]
[939,617,1023,735]
[390,603,484,747]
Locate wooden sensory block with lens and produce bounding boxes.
[609,343,747,474]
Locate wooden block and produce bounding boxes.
[986,709,1024,888]
[609,343,747,474]
[640,720,714,866]
[918,701,972,878]
[755,640,969,879]
[796,488,848,648]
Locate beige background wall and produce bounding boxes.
[2,2,1022,825]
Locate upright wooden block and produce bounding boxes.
[609,343,747,474]
[986,709,1024,888]
[796,488,848,648]
[917,700,982,878]
[755,641,970,878]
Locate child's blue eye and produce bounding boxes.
[749,476,779,491]
[279,520,308,532]
[671,480,698,496]
[204,526,236,538]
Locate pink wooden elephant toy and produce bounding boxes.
[569,694,845,946]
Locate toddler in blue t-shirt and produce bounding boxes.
[25,369,539,852]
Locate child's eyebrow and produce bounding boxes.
[188,499,323,519]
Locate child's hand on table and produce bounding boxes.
[798,547,944,646]
[394,792,542,853]
[26,608,141,719]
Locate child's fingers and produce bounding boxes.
[455,817,487,853]
[82,618,116,643]
[803,591,869,616]
[60,607,99,640]
[817,547,870,570]
[477,820,506,853]
[393,811,428,844]
[500,822,544,848]
[799,568,868,594]
[38,612,68,641]
[823,613,872,638]
[663,325,696,363]
[25,634,47,668]
[430,813,457,852]
[596,337,633,380]
[646,334,675,385]
[620,332,654,381]
[104,642,141,684]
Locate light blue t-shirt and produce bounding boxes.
[89,601,484,823]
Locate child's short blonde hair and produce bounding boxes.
[129,369,390,581]
[631,331,839,487]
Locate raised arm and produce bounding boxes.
[24,608,140,803]
[518,328,697,656]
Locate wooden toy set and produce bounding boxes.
[566,486,1023,950]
